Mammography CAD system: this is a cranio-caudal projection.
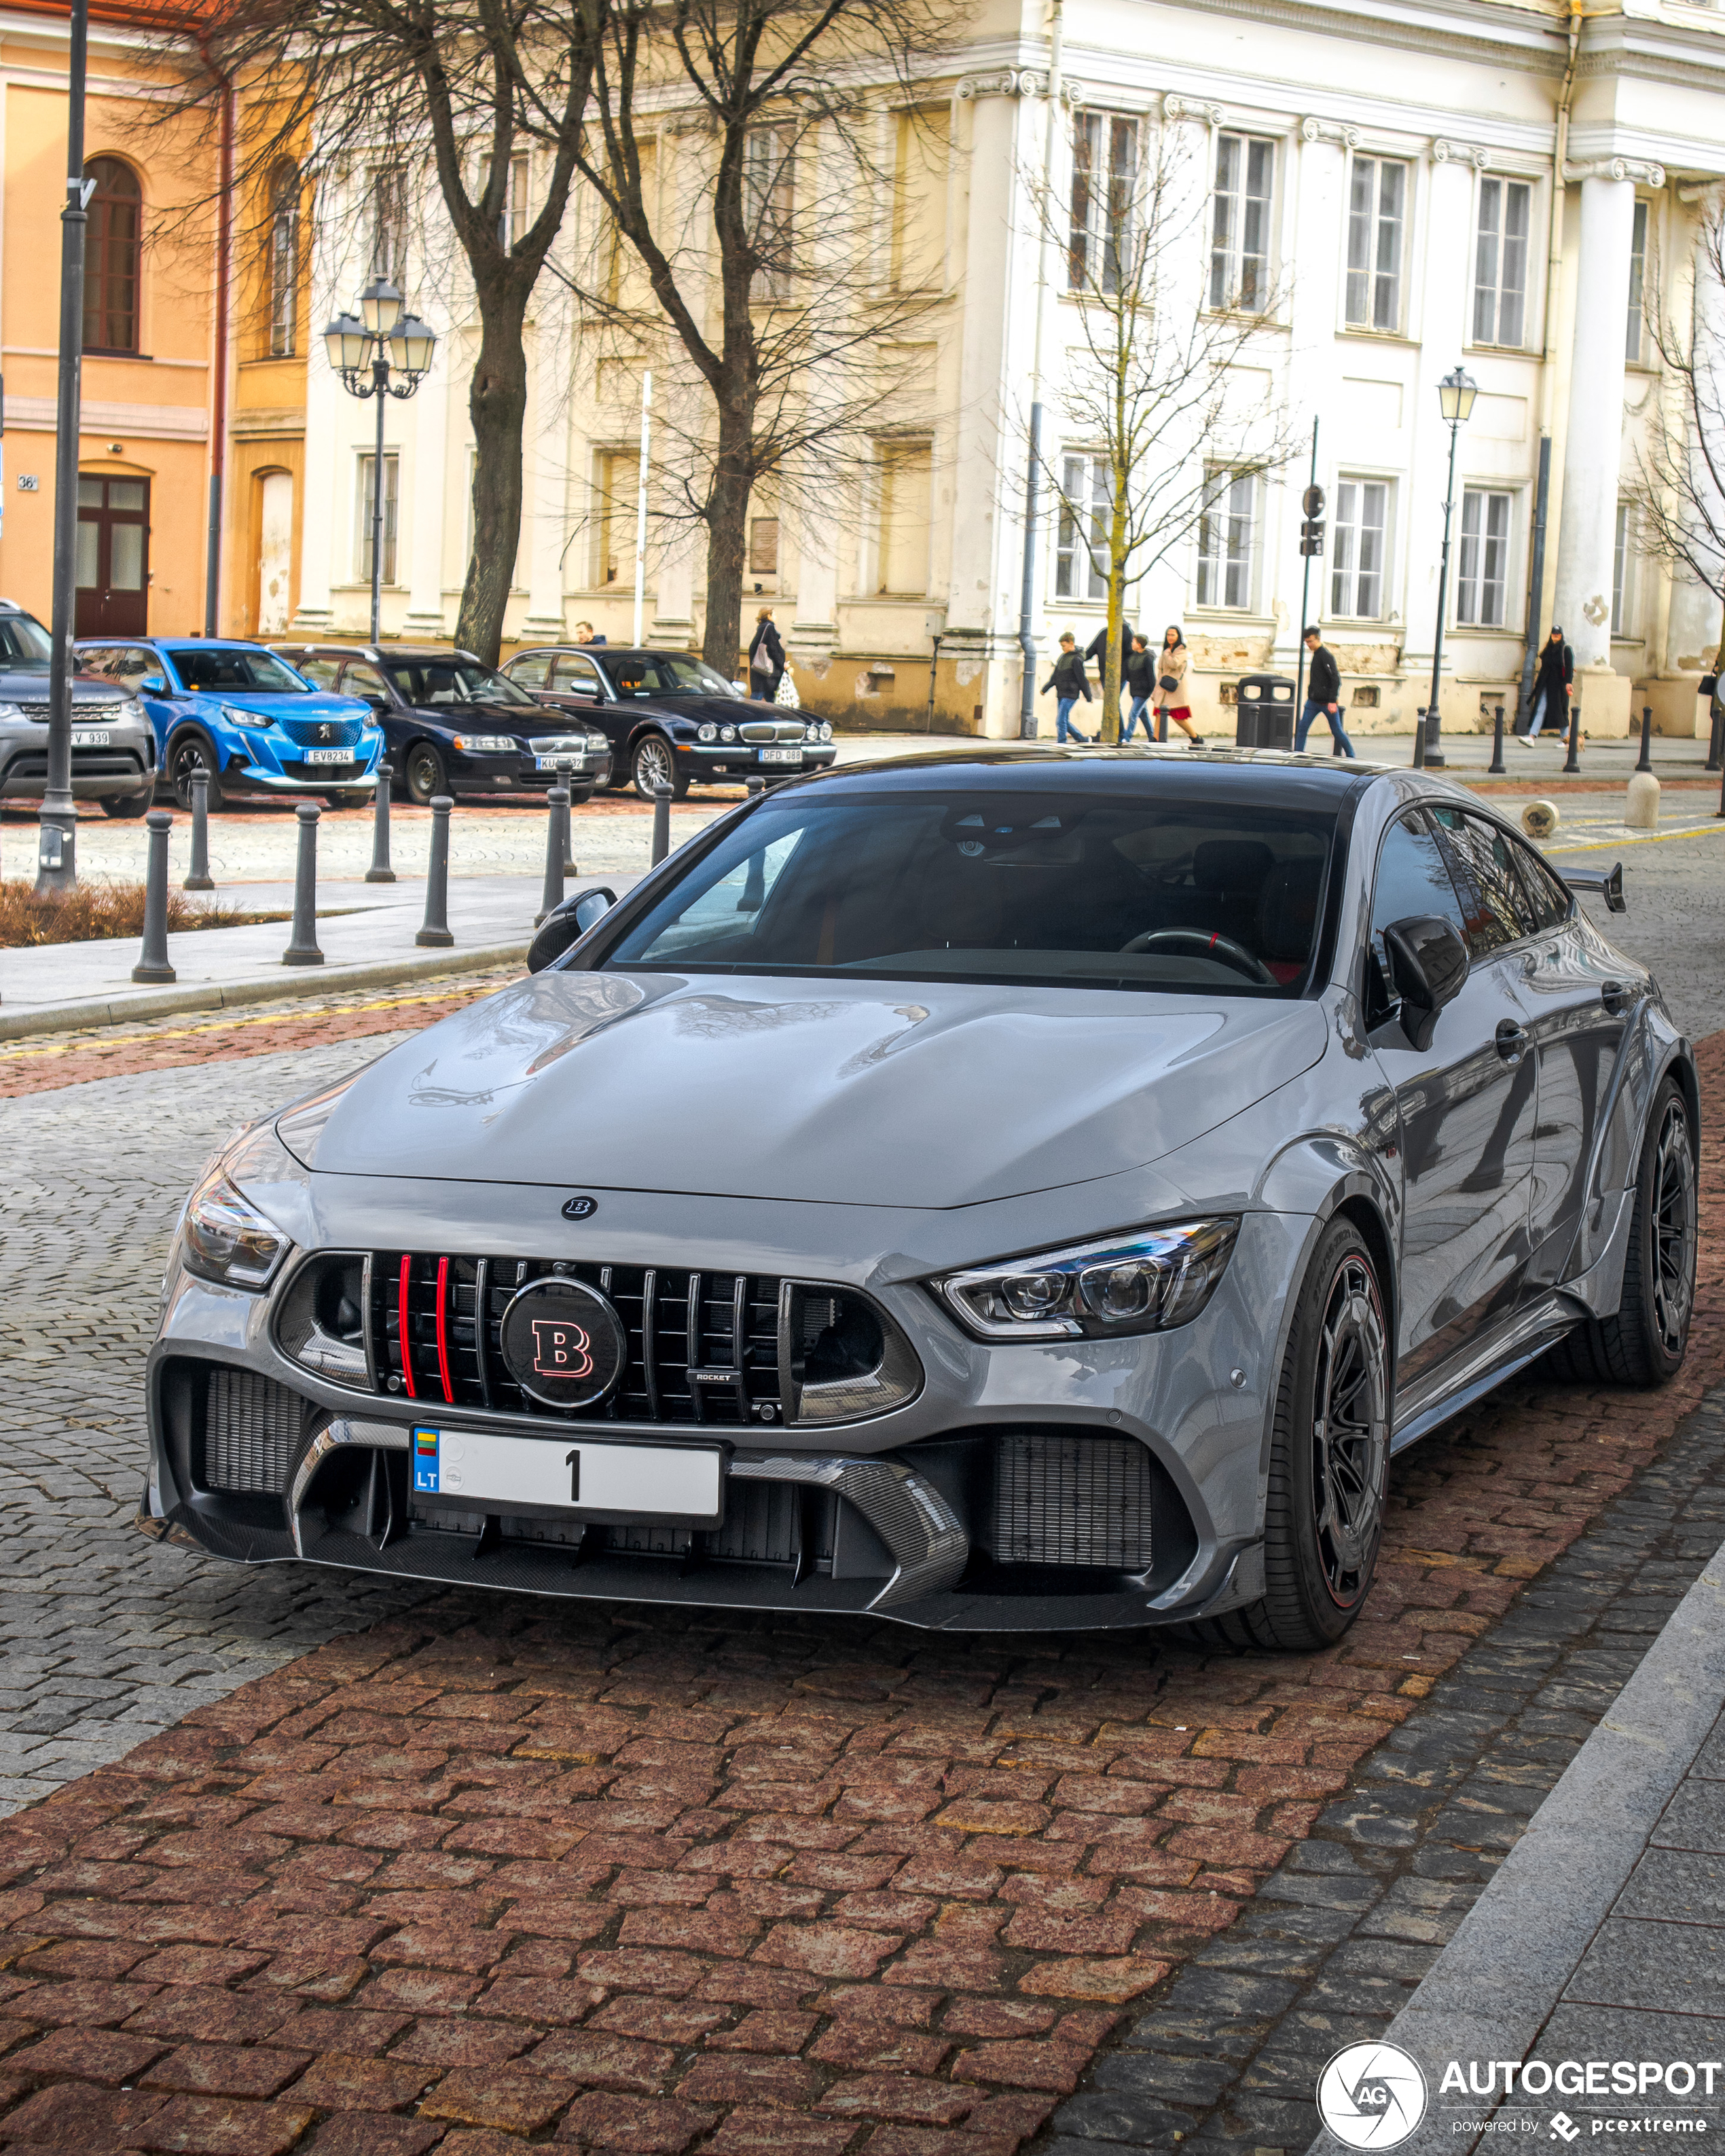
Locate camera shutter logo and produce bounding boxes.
[1316,2043,1428,2150]
[498,1276,625,1410]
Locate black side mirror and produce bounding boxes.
[528,885,616,973]
[1382,915,1469,1052]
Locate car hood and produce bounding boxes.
[191,691,371,722]
[304,971,1328,1208]
[1,670,117,699]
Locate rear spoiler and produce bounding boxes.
[1560,860,1625,913]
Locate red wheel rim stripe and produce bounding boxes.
[435,1256,454,1404]
[397,1253,417,1400]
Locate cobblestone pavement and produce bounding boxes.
[0,1004,1718,2149]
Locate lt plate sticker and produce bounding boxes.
[412,1427,441,1493]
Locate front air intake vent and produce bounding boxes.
[203,1368,306,1494]
[990,1431,1157,1571]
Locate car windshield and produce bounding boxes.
[604,789,1337,995]
[604,654,737,699]
[0,613,54,671]
[385,659,534,707]
[168,648,312,694]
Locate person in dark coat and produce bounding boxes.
[1521,627,1573,744]
[747,608,785,701]
[1294,627,1354,757]
[1085,620,1135,725]
[1040,633,1093,742]
[1121,635,1156,743]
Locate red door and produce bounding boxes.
[74,475,150,636]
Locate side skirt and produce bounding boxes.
[1390,1292,1580,1456]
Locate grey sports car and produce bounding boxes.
[141,749,1696,1648]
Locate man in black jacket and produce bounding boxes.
[1040,634,1093,742]
[1295,627,1354,757]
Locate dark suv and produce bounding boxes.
[501,644,836,799]
[0,603,156,814]
[271,643,613,804]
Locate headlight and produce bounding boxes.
[182,1165,292,1290]
[935,1219,1239,1341]
[587,733,609,752]
[698,723,717,742]
[119,697,147,725]
[820,722,833,742]
[222,704,274,734]
[721,725,737,743]
[452,733,516,752]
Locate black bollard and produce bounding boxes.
[537,785,569,925]
[132,810,177,984]
[561,788,577,878]
[281,802,324,966]
[1411,715,1426,769]
[366,763,396,883]
[1489,702,1506,775]
[183,769,213,891]
[747,775,765,799]
[1563,699,1582,775]
[651,781,672,869]
[1636,702,1654,774]
[417,795,454,947]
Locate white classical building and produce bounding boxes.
[288,0,1725,739]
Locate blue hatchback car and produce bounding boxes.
[73,637,383,810]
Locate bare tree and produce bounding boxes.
[1633,193,1725,680]
[1033,117,1297,739]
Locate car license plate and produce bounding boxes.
[71,728,111,748]
[536,754,582,771]
[410,1425,722,1525]
[761,746,802,764]
[305,748,353,765]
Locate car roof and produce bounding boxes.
[514,645,690,660]
[274,643,486,665]
[784,744,1381,807]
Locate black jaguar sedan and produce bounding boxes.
[501,644,836,800]
[272,643,613,805]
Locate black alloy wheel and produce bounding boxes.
[404,742,450,805]
[99,788,151,818]
[1548,1075,1696,1387]
[631,732,688,801]
[168,729,224,812]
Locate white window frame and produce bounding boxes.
[1612,501,1636,638]
[745,126,795,301]
[1626,199,1650,365]
[1456,487,1515,629]
[355,451,399,585]
[1208,133,1275,314]
[1343,155,1409,333]
[1054,452,1108,602]
[1193,467,1258,612]
[1330,476,1392,619]
[1472,176,1533,350]
[1070,111,1139,295]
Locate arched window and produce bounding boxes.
[268,160,299,357]
[83,157,142,354]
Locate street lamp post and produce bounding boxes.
[1421,363,1478,769]
[323,279,437,642]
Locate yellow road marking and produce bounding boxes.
[1546,820,1725,854]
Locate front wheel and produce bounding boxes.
[403,742,450,805]
[100,789,152,819]
[168,730,223,812]
[631,733,688,801]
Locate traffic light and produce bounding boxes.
[1300,484,1326,559]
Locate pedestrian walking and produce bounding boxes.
[1152,626,1203,746]
[1294,627,1354,756]
[1520,625,1573,744]
[748,608,785,703]
[1121,635,1157,743]
[1040,633,1093,742]
[1085,619,1136,729]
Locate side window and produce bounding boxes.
[295,655,343,691]
[1430,805,1536,955]
[553,655,603,696]
[1369,811,1468,989]
[1509,836,1572,931]
[340,661,391,701]
[510,653,552,690]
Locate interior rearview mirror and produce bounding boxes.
[1382,915,1469,1053]
[141,674,167,695]
[527,885,616,974]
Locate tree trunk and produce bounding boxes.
[702,392,754,675]
[456,288,530,665]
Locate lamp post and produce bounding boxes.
[1421,363,1478,769]
[323,278,437,642]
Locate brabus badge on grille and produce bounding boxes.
[562,1195,598,1220]
[498,1275,626,1410]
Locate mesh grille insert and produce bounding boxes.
[280,715,363,747]
[991,1431,1156,1571]
[204,1369,304,1494]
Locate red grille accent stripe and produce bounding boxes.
[435,1256,454,1404]
[398,1254,416,1400]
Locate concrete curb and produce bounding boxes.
[1307,1533,1725,2156]
[0,940,529,1044]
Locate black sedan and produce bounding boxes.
[272,644,613,805]
[501,644,836,800]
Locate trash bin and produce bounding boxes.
[1235,674,1296,750]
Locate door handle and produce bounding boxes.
[1494,1019,1529,1065]
[1601,979,1631,1016]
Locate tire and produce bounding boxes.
[403,741,450,805]
[1546,1075,1696,1388]
[1184,1217,1391,1651]
[631,733,688,801]
[167,729,224,812]
[100,789,151,819]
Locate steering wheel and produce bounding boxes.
[1119,928,1277,985]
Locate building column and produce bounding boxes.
[1667,189,1725,678]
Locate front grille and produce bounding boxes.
[414,1480,838,1571]
[990,1431,1157,1571]
[279,716,363,748]
[14,699,125,720]
[280,759,367,780]
[738,720,807,743]
[203,1368,306,1493]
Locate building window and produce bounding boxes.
[367,166,406,282]
[1472,177,1530,348]
[1457,488,1512,627]
[1345,158,1407,331]
[356,452,399,585]
[1070,113,1138,294]
[877,441,932,595]
[593,450,639,587]
[1612,502,1634,636]
[83,157,142,354]
[480,153,529,251]
[745,127,794,299]
[1626,200,1649,363]
[890,107,949,291]
[1195,468,1256,610]
[1330,478,1390,617]
[1209,134,1273,311]
[267,160,299,357]
[1055,453,1107,601]
[748,517,780,577]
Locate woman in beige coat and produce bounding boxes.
[1151,627,1202,745]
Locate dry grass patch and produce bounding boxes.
[0,879,284,948]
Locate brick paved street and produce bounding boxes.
[0,970,1718,2149]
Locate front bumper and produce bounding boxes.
[683,744,837,780]
[1,731,156,799]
